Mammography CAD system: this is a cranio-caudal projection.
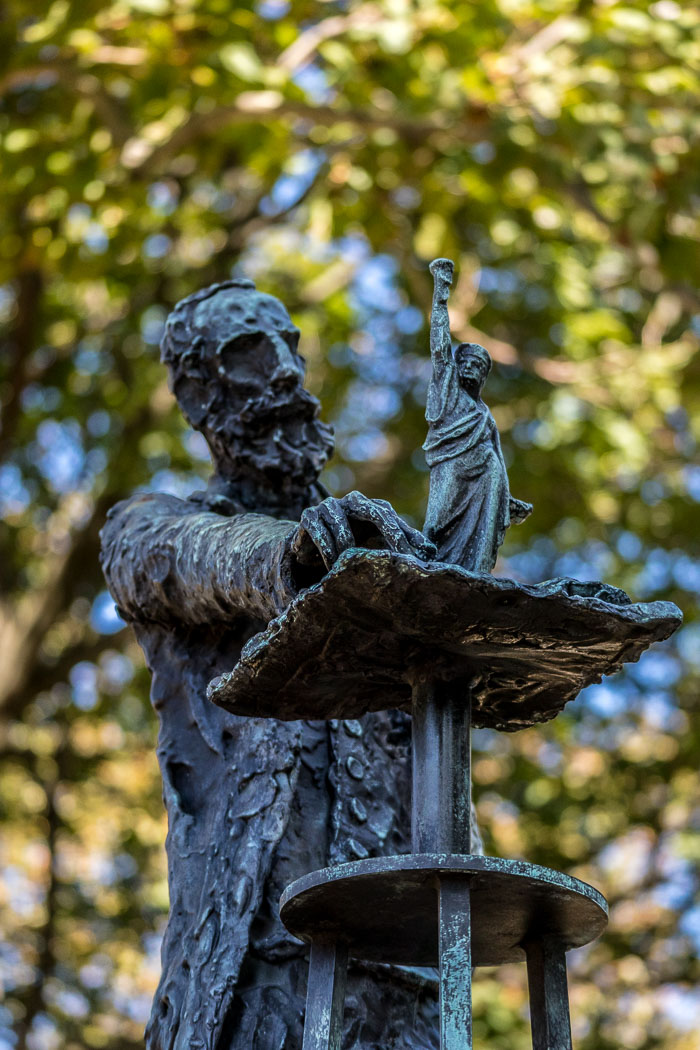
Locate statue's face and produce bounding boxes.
[170,289,306,424]
[214,325,304,401]
[165,284,333,489]
[456,345,490,397]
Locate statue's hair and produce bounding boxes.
[160,278,257,370]
[455,341,492,375]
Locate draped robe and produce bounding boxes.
[100,492,440,1050]
[423,349,510,573]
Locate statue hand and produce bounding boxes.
[292,492,436,572]
[429,257,454,301]
[509,497,533,525]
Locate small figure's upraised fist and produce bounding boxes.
[291,491,437,576]
[429,258,455,301]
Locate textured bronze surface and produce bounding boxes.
[438,877,473,1050]
[280,854,608,967]
[100,265,682,1050]
[301,941,348,1050]
[526,938,574,1050]
[209,548,681,729]
[423,258,532,571]
[100,280,440,1050]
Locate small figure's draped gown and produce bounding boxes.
[423,336,511,573]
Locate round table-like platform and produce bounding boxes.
[280,854,608,968]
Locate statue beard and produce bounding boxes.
[204,387,335,518]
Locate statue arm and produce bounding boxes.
[428,258,455,368]
[100,493,298,627]
[425,258,456,424]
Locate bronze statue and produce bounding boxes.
[200,267,680,1050]
[100,279,440,1050]
[424,258,531,570]
[101,268,681,1050]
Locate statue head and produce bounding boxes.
[160,279,334,515]
[455,342,491,398]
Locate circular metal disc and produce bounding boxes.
[280,854,608,968]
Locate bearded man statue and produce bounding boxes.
[100,279,441,1050]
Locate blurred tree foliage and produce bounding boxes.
[0,0,698,1047]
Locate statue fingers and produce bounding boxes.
[360,503,414,554]
[340,492,412,554]
[509,497,533,525]
[372,498,435,557]
[429,257,454,281]
[342,492,398,526]
[298,507,338,570]
[317,498,355,554]
[398,521,437,561]
[340,490,377,515]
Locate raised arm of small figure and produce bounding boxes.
[428,257,455,365]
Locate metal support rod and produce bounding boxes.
[525,937,573,1050]
[411,678,473,854]
[438,876,473,1050]
[302,940,348,1050]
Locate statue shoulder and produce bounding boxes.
[104,490,196,529]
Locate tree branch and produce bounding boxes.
[0,63,133,146]
[276,4,383,73]
[124,93,486,174]
[0,266,43,464]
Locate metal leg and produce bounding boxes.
[412,679,474,854]
[525,937,572,1050]
[438,876,472,1050]
[302,940,348,1050]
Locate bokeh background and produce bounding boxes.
[1,1,699,1047]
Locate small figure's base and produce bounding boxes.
[280,853,608,968]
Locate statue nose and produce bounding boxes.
[271,368,298,392]
[271,338,303,390]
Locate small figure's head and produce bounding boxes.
[454,342,492,397]
[160,279,334,512]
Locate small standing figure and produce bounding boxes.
[423,258,531,572]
